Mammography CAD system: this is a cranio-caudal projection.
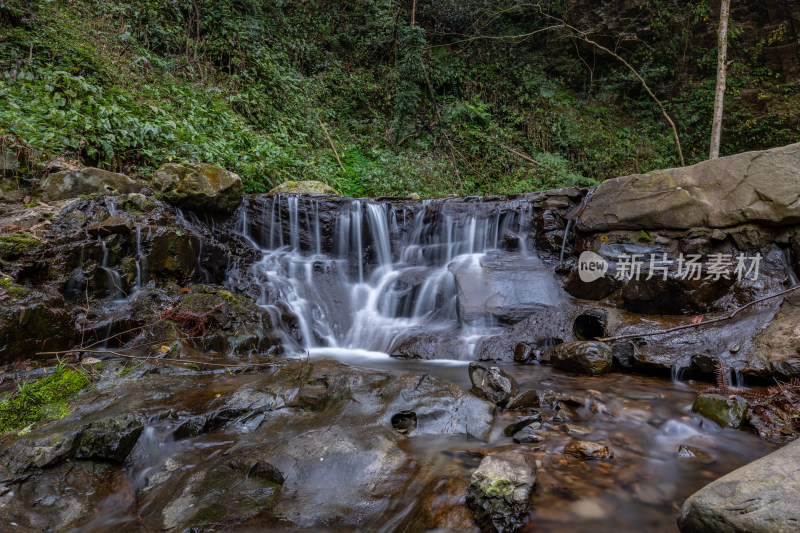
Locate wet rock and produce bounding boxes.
[137,360,495,530]
[504,414,543,436]
[390,332,462,360]
[678,438,800,533]
[748,293,800,379]
[465,449,537,533]
[87,213,135,237]
[153,162,243,215]
[451,253,563,325]
[269,180,340,194]
[677,445,716,465]
[75,413,143,463]
[145,229,201,280]
[539,389,559,407]
[511,423,543,444]
[38,167,141,200]
[563,441,613,460]
[506,389,540,411]
[129,285,283,357]
[0,288,76,364]
[551,341,612,376]
[692,394,748,429]
[579,143,800,231]
[611,339,636,369]
[468,363,520,406]
[513,342,534,363]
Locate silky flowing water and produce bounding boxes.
[62,194,778,531]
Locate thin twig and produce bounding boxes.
[599,285,800,343]
[317,118,346,172]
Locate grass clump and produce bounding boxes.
[0,364,90,433]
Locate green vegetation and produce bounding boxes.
[0,273,28,300]
[482,477,516,499]
[0,364,90,433]
[0,232,42,260]
[1,0,797,197]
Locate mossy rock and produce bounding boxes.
[0,367,90,433]
[269,180,340,195]
[0,274,29,301]
[152,162,243,215]
[0,232,42,261]
[692,393,748,429]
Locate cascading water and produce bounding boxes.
[236,194,557,359]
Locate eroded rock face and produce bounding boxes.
[551,341,612,376]
[579,143,800,231]
[153,162,243,215]
[678,439,800,533]
[38,167,142,200]
[465,449,537,533]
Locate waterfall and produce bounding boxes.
[236,194,556,358]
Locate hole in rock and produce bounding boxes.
[574,311,607,340]
[391,411,417,434]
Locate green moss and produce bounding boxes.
[482,477,515,499]
[0,232,42,261]
[0,366,91,433]
[637,230,651,242]
[0,274,29,301]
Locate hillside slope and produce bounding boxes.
[1,0,798,196]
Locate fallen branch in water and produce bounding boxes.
[598,284,800,343]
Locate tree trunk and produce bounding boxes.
[710,0,730,159]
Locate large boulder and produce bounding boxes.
[269,180,339,194]
[677,438,800,532]
[579,143,800,231]
[153,162,243,215]
[465,449,537,533]
[38,167,141,200]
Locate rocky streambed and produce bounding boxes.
[1,144,800,531]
